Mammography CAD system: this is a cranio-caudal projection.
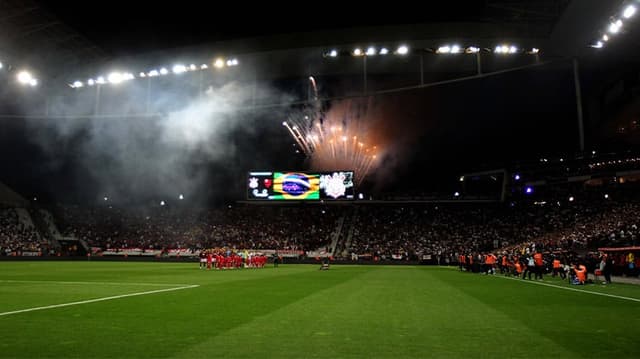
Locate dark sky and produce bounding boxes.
[36,0,489,55]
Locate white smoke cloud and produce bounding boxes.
[26,77,295,204]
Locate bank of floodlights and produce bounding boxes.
[590,3,636,49]
[325,43,540,58]
[323,44,410,58]
[69,56,240,89]
[16,70,38,87]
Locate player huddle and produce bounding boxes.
[199,250,267,270]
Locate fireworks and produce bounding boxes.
[283,86,381,185]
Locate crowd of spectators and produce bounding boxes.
[2,194,639,264]
[56,205,341,254]
[347,199,640,262]
[0,208,47,256]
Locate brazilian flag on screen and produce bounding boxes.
[271,172,320,200]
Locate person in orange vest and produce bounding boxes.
[501,254,509,275]
[533,250,544,280]
[552,256,565,279]
[484,253,497,275]
[572,263,587,285]
[514,256,524,277]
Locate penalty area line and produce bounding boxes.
[494,275,640,303]
[0,284,199,317]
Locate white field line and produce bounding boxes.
[0,280,193,287]
[495,275,640,303]
[0,284,199,317]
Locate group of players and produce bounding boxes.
[198,250,268,270]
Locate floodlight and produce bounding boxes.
[17,71,33,84]
[623,5,636,19]
[172,64,186,74]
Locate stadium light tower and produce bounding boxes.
[16,71,39,87]
[623,5,636,19]
[609,19,623,34]
[396,45,409,55]
[172,64,187,74]
[17,71,33,84]
[107,72,123,84]
[437,46,451,54]
[590,41,604,48]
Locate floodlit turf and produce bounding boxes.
[1,262,639,358]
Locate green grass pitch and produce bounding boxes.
[0,262,639,358]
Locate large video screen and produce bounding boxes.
[247,171,354,200]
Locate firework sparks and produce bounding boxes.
[309,76,318,101]
[283,87,382,185]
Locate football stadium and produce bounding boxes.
[1,1,640,358]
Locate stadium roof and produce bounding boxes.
[41,1,572,55]
[2,1,637,88]
[0,1,586,77]
[0,0,106,76]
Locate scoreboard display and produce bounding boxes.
[247,171,355,200]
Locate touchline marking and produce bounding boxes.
[0,284,199,317]
[494,275,640,303]
[0,280,194,287]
